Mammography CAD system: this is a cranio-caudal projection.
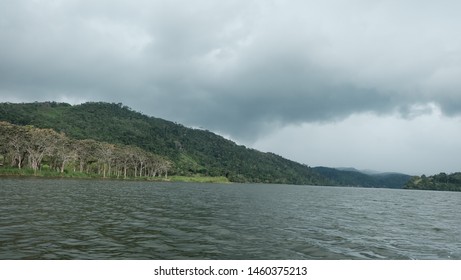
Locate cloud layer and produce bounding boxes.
[254,105,461,175]
[1,0,461,143]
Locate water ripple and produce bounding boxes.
[0,178,460,259]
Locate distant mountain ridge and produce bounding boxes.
[335,167,383,175]
[311,167,411,189]
[0,101,411,188]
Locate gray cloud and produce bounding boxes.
[1,0,461,141]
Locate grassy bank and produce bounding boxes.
[0,167,230,183]
[169,175,230,183]
[0,167,105,179]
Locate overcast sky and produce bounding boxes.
[1,0,461,175]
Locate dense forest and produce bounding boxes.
[404,173,461,192]
[0,101,328,185]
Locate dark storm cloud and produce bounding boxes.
[169,58,396,139]
[1,0,461,140]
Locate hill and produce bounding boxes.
[312,167,411,189]
[404,173,461,192]
[0,101,328,185]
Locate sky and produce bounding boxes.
[1,0,461,175]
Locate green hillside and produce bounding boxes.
[0,101,328,185]
[405,173,461,192]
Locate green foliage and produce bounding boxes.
[0,167,36,176]
[0,101,330,185]
[404,172,461,192]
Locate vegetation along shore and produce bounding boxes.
[1,101,460,191]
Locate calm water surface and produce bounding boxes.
[0,178,460,259]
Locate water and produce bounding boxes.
[0,178,460,259]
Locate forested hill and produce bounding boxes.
[0,101,328,185]
[404,173,461,192]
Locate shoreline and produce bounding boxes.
[0,168,230,184]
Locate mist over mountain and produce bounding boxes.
[313,167,411,189]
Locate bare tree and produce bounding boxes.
[158,160,172,179]
[115,145,136,179]
[74,139,99,173]
[131,147,148,177]
[0,122,29,168]
[24,127,60,173]
[53,135,78,173]
[146,152,172,179]
[1,122,171,180]
[97,142,115,178]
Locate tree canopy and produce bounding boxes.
[405,173,461,192]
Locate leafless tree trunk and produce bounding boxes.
[24,127,59,174]
[97,142,115,178]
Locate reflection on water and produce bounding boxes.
[0,178,460,259]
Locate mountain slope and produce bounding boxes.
[0,101,328,185]
[312,166,411,189]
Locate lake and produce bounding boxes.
[0,178,459,259]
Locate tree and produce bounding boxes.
[72,139,97,173]
[53,135,78,173]
[24,127,60,173]
[0,122,12,166]
[131,146,147,177]
[1,121,174,180]
[115,145,136,179]
[97,142,116,178]
[0,122,29,168]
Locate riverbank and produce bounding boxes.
[0,167,230,184]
